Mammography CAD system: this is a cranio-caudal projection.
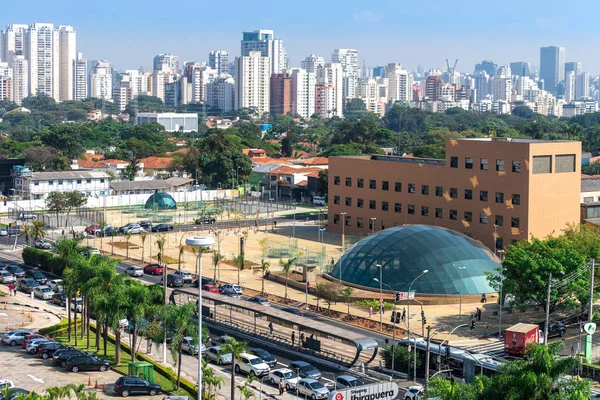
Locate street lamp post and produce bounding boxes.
[458,266,466,316]
[398,318,419,381]
[186,236,216,400]
[496,249,505,337]
[303,247,309,310]
[370,217,376,235]
[339,212,347,285]
[319,228,325,271]
[375,264,383,331]
[407,270,429,335]
[375,278,399,374]
[292,202,297,240]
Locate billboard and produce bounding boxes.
[329,382,399,400]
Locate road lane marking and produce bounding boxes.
[27,375,44,383]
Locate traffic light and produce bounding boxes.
[395,292,401,302]
[391,311,396,323]
[422,316,427,325]
[470,320,476,330]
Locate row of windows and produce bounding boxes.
[33,178,104,186]
[333,191,520,207]
[449,154,576,174]
[450,157,521,173]
[333,212,520,228]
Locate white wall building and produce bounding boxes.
[136,112,198,132]
[315,84,336,119]
[576,72,590,100]
[153,53,179,73]
[209,50,229,75]
[301,54,325,74]
[332,49,358,100]
[89,60,112,100]
[10,55,27,104]
[564,71,575,103]
[25,23,60,99]
[0,24,28,63]
[386,63,413,104]
[58,25,76,101]
[13,169,111,200]
[73,52,87,100]
[205,75,235,112]
[290,68,316,118]
[234,51,271,115]
[316,63,343,117]
[241,29,286,74]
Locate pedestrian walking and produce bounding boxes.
[8,283,13,296]
[278,379,285,395]
[61,229,65,237]
[380,302,385,314]
[157,252,162,265]
[476,308,481,321]
[273,220,277,229]
[291,331,295,346]
[269,322,274,335]
[401,307,406,322]
[369,306,373,317]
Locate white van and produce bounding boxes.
[313,196,326,205]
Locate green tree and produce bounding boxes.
[425,375,484,400]
[255,258,270,295]
[63,191,87,230]
[317,169,328,196]
[29,219,47,242]
[45,192,66,227]
[139,231,148,263]
[339,286,354,317]
[278,257,296,300]
[122,159,141,181]
[413,144,446,159]
[314,282,338,314]
[41,124,85,159]
[220,337,248,400]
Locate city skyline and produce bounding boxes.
[2,0,600,74]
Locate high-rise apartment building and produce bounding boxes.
[0,24,28,62]
[270,73,292,116]
[540,46,565,94]
[474,60,497,77]
[564,71,575,102]
[152,70,176,102]
[565,62,582,78]
[386,63,413,104]
[153,54,179,73]
[576,72,590,100]
[205,75,235,112]
[425,75,442,100]
[509,62,531,77]
[290,68,316,118]
[72,52,87,100]
[89,60,112,100]
[234,51,271,115]
[0,62,12,102]
[332,49,359,100]
[316,63,343,117]
[241,30,286,74]
[315,84,336,119]
[10,55,28,104]
[473,71,491,103]
[25,23,60,99]
[492,67,512,102]
[58,25,76,101]
[208,50,229,75]
[301,55,325,74]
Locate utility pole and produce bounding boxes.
[544,273,552,346]
[425,325,431,388]
[590,259,595,322]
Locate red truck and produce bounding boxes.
[504,323,542,357]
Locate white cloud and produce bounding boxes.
[352,10,383,23]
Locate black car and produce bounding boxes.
[52,292,67,307]
[195,216,216,225]
[17,278,39,293]
[538,321,566,338]
[289,361,322,380]
[151,223,173,232]
[52,349,87,367]
[281,307,303,316]
[114,376,161,397]
[6,265,25,278]
[166,274,184,288]
[193,277,215,288]
[101,227,118,237]
[38,342,69,359]
[248,348,277,368]
[25,270,47,284]
[65,355,110,372]
[138,220,152,229]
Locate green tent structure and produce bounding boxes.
[145,191,177,210]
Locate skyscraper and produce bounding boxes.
[89,60,112,100]
[205,75,235,112]
[0,24,28,62]
[234,51,271,115]
[73,52,87,100]
[58,25,76,101]
[565,62,582,78]
[290,68,316,118]
[208,50,229,75]
[240,30,286,74]
[301,54,325,74]
[474,60,496,77]
[564,71,575,102]
[25,23,60,99]
[10,55,28,104]
[332,49,358,100]
[509,62,531,77]
[153,54,179,73]
[540,46,565,93]
[316,63,343,117]
[385,63,413,104]
[270,73,292,116]
[575,72,590,100]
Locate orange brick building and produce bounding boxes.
[328,138,581,251]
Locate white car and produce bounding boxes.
[221,284,243,297]
[204,346,232,365]
[404,385,424,400]
[268,368,299,391]
[0,379,14,390]
[0,228,8,236]
[123,224,143,234]
[0,270,15,283]
[125,266,144,277]
[234,352,270,377]
[26,338,51,354]
[70,298,83,313]
[33,286,54,300]
[181,336,204,355]
[297,378,330,399]
[47,279,63,291]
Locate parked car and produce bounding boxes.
[234,352,270,376]
[33,286,54,300]
[211,335,234,347]
[100,226,118,237]
[171,270,193,283]
[194,216,216,225]
[335,375,365,389]
[114,376,161,397]
[22,333,46,349]
[0,387,29,400]
[181,336,203,355]
[289,361,322,380]
[6,265,25,278]
[19,212,35,220]
[34,239,53,250]
[48,279,63,292]
[0,270,15,283]
[248,348,277,369]
[221,283,242,297]
[52,349,87,368]
[70,298,83,313]
[247,296,270,307]
[0,228,7,237]
[538,321,567,338]
[18,278,39,293]
[25,270,48,284]
[202,284,219,293]
[65,355,110,372]
[204,346,232,365]
[269,368,299,391]
[85,224,100,234]
[118,223,135,233]
[193,277,214,288]
[2,330,31,346]
[166,274,184,288]
[122,224,143,234]
[125,266,144,277]
[151,223,173,232]
[297,378,330,399]
[52,292,67,307]
[26,338,51,354]
[281,308,303,316]
[38,342,68,359]
[138,220,152,229]
[144,264,165,275]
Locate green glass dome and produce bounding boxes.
[145,192,177,210]
[331,225,499,295]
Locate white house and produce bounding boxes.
[13,168,111,200]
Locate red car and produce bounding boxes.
[143,264,165,275]
[22,334,47,349]
[85,224,99,234]
[202,284,219,293]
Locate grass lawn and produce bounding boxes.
[54,330,195,398]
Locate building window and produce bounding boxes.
[334,196,340,205]
[382,181,389,191]
[58,180,63,185]
[357,178,364,188]
[345,215,351,226]
[480,191,488,201]
[357,217,363,228]
[369,218,376,231]
[464,189,473,200]
[584,196,594,203]
[435,208,443,218]
[464,212,472,223]
[408,205,415,214]
[76,179,82,184]
[48,180,54,185]
[408,184,415,194]
[511,217,520,228]
[480,213,488,224]
[450,188,458,198]
[334,176,340,185]
[436,186,443,197]
[357,198,364,208]
[345,197,352,206]
[450,210,457,220]
[556,154,576,173]
[496,159,504,172]
[533,155,552,174]
[369,179,376,189]
[512,160,521,173]
[512,194,520,205]
[450,156,458,168]
[496,237,504,250]
[68,180,73,184]
[465,157,473,169]
[495,215,504,226]
[334,214,340,224]
[369,200,376,209]
[100,178,105,183]
[395,203,402,213]
[421,185,429,195]
[512,239,519,245]
[395,182,402,192]
[421,206,429,216]
[481,158,488,170]
[345,177,352,187]
[86,179,92,184]
[382,201,389,211]
[33,181,39,186]
[496,192,504,203]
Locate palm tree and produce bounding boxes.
[155,234,166,266]
[220,337,248,400]
[139,231,148,262]
[278,257,296,300]
[124,281,151,361]
[30,219,47,242]
[161,302,199,389]
[255,258,270,295]
[236,384,254,400]
[124,233,132,259]
[212,248,223,283]
[233,252,244,285]
[339,286,354,317]
[202,362,224,399]
[178,244,185,271]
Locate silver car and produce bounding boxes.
[172,270,193,283]
[26,338,51,354]
[204,346,232,365]
[33,286,54,300]
[125,266,144,277]
[123,224,143,234]
[0,270,15,283]
[2,330,31,346]
[297,378,330,399]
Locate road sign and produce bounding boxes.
[395,292,415,301]
[584,322,597,335]
[329,382,399,400]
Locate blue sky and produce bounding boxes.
[3,0,600,74]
